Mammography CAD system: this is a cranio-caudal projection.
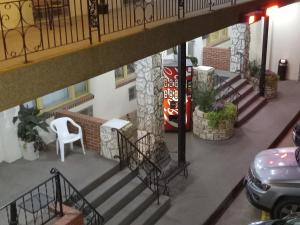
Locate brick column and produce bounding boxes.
[230,24,251,76]
[135,54,164,145]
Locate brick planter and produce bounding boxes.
[192,106,235,141]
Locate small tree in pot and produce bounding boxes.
[13,105,49,160]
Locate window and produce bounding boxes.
[207,28,229,46]
[187,41,194,56]
[115,63,136,87]
[128,86,136,101]
[35,81,89,111]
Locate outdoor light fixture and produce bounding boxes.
[241,11,263,24]
[266,5,279,17]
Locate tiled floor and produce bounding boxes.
[157,80,300,225]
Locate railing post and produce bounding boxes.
[9,202,18,225]
[18,1,28,63]
[53,170,64,217]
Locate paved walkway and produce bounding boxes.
[158,80,300,225]
[0,143,117,206]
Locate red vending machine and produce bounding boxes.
[163,58,193,131]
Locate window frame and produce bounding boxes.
[207,28,229,47]
[115,64,136,88]
[35,81,89,112]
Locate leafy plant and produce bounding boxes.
[248,60,261,78]
[193,81,217,113]
[207,102,237,129]
[13,105,49,151]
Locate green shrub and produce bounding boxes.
[207,103,237,129]
[193,81,217,113]
[248,60,261,78]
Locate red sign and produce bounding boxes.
[163,65,193,131]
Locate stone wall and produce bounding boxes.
[193,107,234,140]
[55,109,106,152]
[203,47,231,71]
[135,54,164,144]
[230,24,251,75]
[100,119,133,161]
[265,73,278,99]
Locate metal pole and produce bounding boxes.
[9,202,18,225]
[54,172,64,217]
[260,16,269,96]
[178,43,186,166]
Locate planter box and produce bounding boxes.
[192,106,235,141]
[19,141,39,160]
[265,72,278,99]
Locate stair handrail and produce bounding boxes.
[50,168,105,225]
[114,129,161,204]
[0,168,104,225]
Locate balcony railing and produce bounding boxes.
[0,0,235,63]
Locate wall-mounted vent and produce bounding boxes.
[128,86,136,101]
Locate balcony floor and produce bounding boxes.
[0,143,118,207]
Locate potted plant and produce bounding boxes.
[12,105,49,160]
[246,60,261,91]
[265,70,278,99]
[98,0,108,14]
[192,80,237,140]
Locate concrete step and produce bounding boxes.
[236,97,267,127]
[237,91,260,113]
[216,74,241,92]
[105,188,156,225]
[220,78,248,99]
[131,195,171,225]
[80,163,120,196]
[229,84,253,104]
[85,168,137,208]
[97,177,146,222]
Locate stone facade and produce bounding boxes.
[265,72,278,99]
[100,119,133,161]
[135,53,164,144]
[230,24,251,76]
[193,66,215,89]
[193,106,234,141]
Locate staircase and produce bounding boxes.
[78,165,170,225]
[219,75,267,127]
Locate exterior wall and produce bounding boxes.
[268,3,300,80]
[203,47,231,71]
[193,37,204,65]
[55,109,106,152]
[89,71,137,120]
[0,106,22,163]
[249,21,263,62]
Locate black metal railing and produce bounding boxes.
[115,129,161,204]
[0,168,104,225]
[0,0,238,63]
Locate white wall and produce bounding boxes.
[193,37,204,65]
[267,3,300,80]
[0,107,22,163]
[249,21,263,62]
[89,71,137,120]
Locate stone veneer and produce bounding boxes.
[134,54,164,144]
[230,24,250,76]
[265,73,278,99]
[100,119,134,161]
[193,106,234,141]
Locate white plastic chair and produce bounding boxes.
[50,117,86,162]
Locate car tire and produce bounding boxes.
[272,197,300,219]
